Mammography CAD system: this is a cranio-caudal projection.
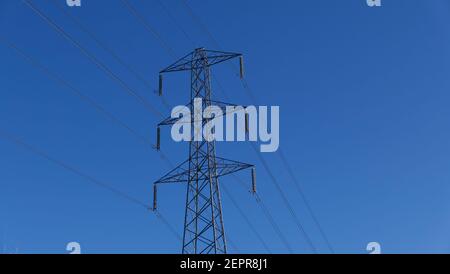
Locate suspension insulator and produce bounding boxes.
[245,113,250,134]
[156,127,161,151]
[159,74,163,96]
[251,168,257,194]
[239,56,245,79]
[153,184,158,211]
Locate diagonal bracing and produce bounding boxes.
[153,48,255,254]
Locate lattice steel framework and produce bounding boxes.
[154,48,255,254]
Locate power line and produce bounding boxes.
[26,0,280,254]
[154,211,183,241]
[232,174,293,253]
[226,237,241,254]
[278,148,335,253]
[49,0,154,91]
[179,0,258,102]
[46,0,175,141]
[179,0,220,50]
[7,16,239,251]
[124,0,231,103]
[121,0,176,58]
[1,39,147,146]
[0,130,150,209]
[156,149,264,254]
[9,2,240,252]
[249,143,317,253]
[0,38,174,169]
[120,2,262,254]
[177,0,333,253]
[121,1,242,131]
[23,0,161,117]
[118,0,178,110]
[153,0,231,102]
[0,128,182,244]
[154,0,194,46]
[221,184,272,254]
[154,49,252,254]
[131,0,301,253]
[256,197,293,253]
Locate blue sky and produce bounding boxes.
[1,0,450,254]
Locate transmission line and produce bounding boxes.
[249,142,317,253]
[179,0,258,102]
[50,0,153,91]
[0,129,183,243]
[221,184,272,254]
[231,174,293,253]
[123,0,304,253]
[154,211,183,241]
[154,0,194,45]
[1,35,182,245]
[177,0,335,253]
[23,0,161,117]
[1,37,180,238]
[0,130,150,209]
[0,38,174,169]
[120,0,176,58]
[48,0,173,112]
[120,1,267,253]
[278,148,335,253]
[3,37,243,254]
[48,1,246,250]
[22,0,278,254]
[123,0,230,102]
[176,2,317,252]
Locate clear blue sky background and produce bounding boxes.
[1,0,450,254]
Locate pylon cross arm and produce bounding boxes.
[158,100,247,127]
[160,49,241,73]
[154,157,253,185]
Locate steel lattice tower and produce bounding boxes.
[153,48,256,254]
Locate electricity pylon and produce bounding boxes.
[153,48,256,254]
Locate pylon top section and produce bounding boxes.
[160,48,241,73]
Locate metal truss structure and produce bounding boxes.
[153,48,255,254]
